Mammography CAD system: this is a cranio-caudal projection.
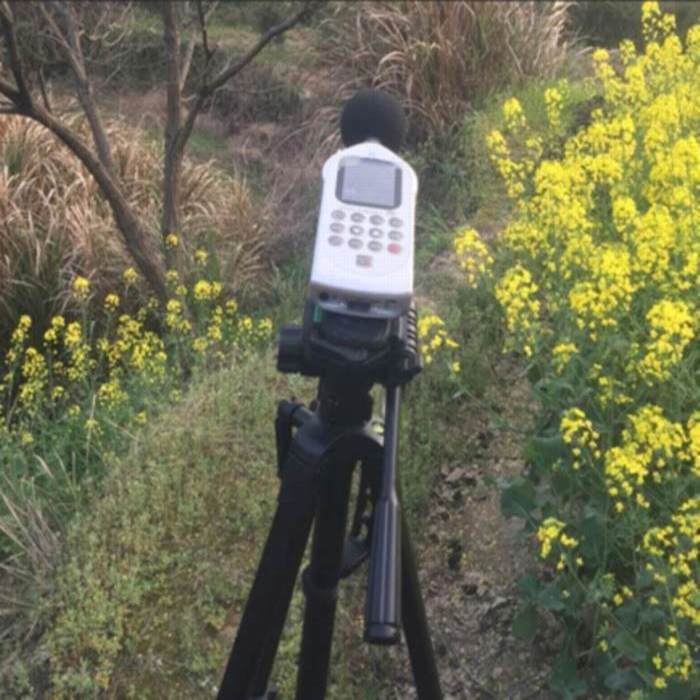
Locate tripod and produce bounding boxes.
[217,307,443,700]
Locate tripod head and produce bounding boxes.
[277,300,421,387]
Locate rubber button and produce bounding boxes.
[328,235,343,246]
[356,255,372,267]
[330,222,344,233]
[332,210,346,220]
[388,230,402,241]
[350,225,364,235]
[389,217,403,227]
[368,241,382,252]
[351,212,365,222]
[348,238,363,249]
[388,243,402,254]
[369,228,383,239]
[370,215,385,225]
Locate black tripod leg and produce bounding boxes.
[295,457,356,700]
[217,455,317,700]
[401,512,443,700]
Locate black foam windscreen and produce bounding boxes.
[340,90,407,152]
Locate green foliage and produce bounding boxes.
[456,5,700,696]
[569,1,700,48]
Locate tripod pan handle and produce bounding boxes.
[365,386,402,645]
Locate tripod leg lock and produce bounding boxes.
[302,566,339,607]
[275,400,313,476]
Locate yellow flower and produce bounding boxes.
[193,337,209,353]
[165,233,179,248]
[502,97,526,132]
[123,267,138,284]
[193,280,213,301]
[166,270,180,286]
[104,293,120,311]
[72,276,90,299]
[454,227,493,287]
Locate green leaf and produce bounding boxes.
[639,605,665,627]
[549,650,587,698]
[500,476,536,518]
[537,582,566,611]
[512,604,540,641]
[525,434,569,471]
[611,629,647,663]
[604,668,642,692]
[517,573,542,599]
[579,513,605,565]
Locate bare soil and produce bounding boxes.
[383,361,558,700]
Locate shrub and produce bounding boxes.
[455,3,699,696]
[317,1,577,142]
[0,116,271,348]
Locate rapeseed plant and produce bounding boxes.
[456,3,699,695]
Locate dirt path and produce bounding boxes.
[384,360,557,700]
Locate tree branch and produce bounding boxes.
[161,0,184,251]
[178,1,318,157]
[46,1,115,174]
[37,66,52,113]
[179,31,197,93]
[0,77,20,103]
[0,2,33,111]
[0,1,167,300]
[31,103,168,300]
[203,1,317,98]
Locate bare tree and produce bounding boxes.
[0,0,318,300]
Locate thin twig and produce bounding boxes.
[38,66,52,113]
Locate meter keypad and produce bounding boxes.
[326,206,407,269]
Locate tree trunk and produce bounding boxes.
[161,1,183,271]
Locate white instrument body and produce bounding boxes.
[308,140,418,318]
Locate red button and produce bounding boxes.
[388,243,402,254]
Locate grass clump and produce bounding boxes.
[451,4,700,696]
[318,0,577,143]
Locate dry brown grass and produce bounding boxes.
[0,115,271,337]
[315,1,577,141]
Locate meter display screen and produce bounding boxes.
[336,157,402,209]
